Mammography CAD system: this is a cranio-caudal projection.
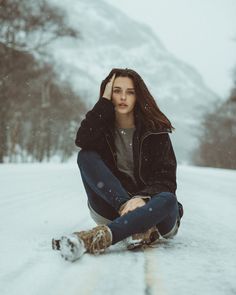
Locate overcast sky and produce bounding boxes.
[105,0,236,99]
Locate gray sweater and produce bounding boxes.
[114,126,151,213]
[114,126,137,186]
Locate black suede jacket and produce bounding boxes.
[75,96,179,196]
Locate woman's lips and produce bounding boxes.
[118,104,128,108]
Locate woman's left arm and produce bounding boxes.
[137,133,177,196]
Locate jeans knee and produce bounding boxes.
[155,192,177,211]
[77,149,100,167]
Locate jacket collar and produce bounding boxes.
[133,107,171,140]
[107,107,171,140]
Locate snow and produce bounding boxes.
[97,181,104,188]
[0,163,236,295]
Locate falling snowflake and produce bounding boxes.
[97,181,104,188]
[124,220,128,224]
[120,130,126,135]
[149,207,153,211]
[144,103,150,110]
[89,127,93,131]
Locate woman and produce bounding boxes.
[52,68,183,262]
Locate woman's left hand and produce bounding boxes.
[120,198,146,216]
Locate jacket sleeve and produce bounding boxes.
[75,97,115,150]
[136,133,177,196]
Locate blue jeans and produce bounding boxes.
[77,150,179,245]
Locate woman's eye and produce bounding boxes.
[113,90,135,95]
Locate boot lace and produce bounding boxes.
[90,228,109,254]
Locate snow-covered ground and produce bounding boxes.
[0,162,235,295]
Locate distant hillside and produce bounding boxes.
[48,0,220,162]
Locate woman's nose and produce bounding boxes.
[121,92,126,99]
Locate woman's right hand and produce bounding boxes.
[102,73,116,100]
[119,198,146,216]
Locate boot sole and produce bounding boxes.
[60,234,86,262]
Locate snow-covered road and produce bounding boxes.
[0,163,236,295]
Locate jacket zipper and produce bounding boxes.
[138,131,169,185]
[105,135,117,167]
[106,130,169,195]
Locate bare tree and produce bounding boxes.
[0,0,77,49]
[0,0,84,163]
[193,70,236,169]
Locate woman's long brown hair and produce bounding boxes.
[99,68,174,132]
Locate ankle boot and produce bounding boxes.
[126,226,160,250]
[53,225,113,262]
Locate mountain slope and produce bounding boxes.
[48,0,219,162]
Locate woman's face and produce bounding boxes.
[111,76,136,115]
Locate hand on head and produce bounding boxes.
[102,73,116,100]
